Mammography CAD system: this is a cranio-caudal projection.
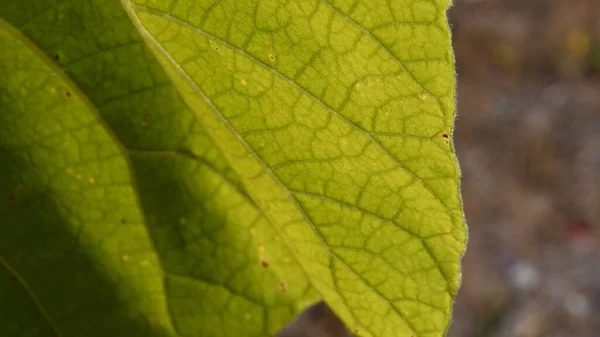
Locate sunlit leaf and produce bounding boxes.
[1,0,465,336]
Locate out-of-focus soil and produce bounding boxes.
[449,0,600,336]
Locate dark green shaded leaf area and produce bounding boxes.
[0,0,465,336]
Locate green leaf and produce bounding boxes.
[0,3,317,337]
[0,0,465,336]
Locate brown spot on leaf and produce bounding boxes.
[8,186,24,202]
[121,219,126,224]
[65,91,72,98]
[441,133,450,144]
[277,281,287,293]
[260,260,269,268]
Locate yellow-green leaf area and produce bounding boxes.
[1,0,465,336]
[122,0,465,336]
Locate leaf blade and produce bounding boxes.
[1,1,318,335]
[122,0,465,336]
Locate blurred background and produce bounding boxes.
[280,1,600,336]
[449,0,600,336]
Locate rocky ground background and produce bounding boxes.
[279,0,600,336]
[449,0,600,336]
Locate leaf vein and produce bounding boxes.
[0,257,62,337]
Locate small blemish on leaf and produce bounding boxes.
[121,255,129,261]
[215,46,220,51]
[418,92,427,100]
[268,54,275,62]
[442,133,449,139]
[65,168,73,175]
[65,91,72,98]
[260,260,269,268]
[121,219,126,224]
[241,79,247,86]
[54,54,60,61]
[9,186,25,201]
[75,174,82,180]
[88,177,95,184]
[277,281,287,293]
[141,116,149,125]
[256,85,264,92]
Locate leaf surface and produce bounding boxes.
[0,0,465,336]
[0,3,317,337]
